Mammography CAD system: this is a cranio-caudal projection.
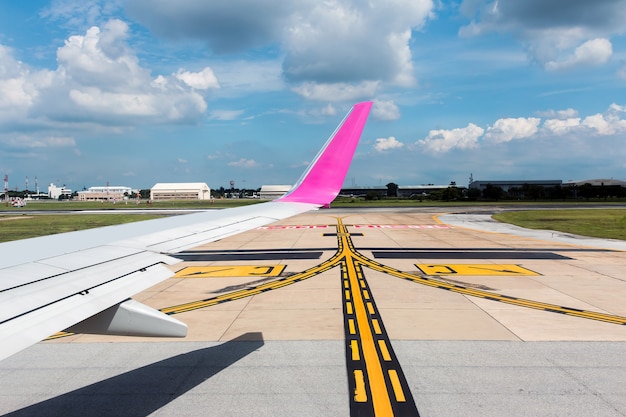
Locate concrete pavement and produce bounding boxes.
[2,208,626,416]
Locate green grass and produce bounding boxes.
[493,209,626,240]
[2,202,625,243]
[0,213,166,242]
[0,198,263,211]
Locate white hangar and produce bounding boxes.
[150,183,211,201]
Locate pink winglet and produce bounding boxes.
[278,101,373,207]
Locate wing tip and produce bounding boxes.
[277,101,373,206]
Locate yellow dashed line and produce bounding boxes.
[354,370,367,402]
[378,340,391,361]
[388,370,406,402]
[351,340,360,361]
[349,319,356,335]
[372,319,382,335]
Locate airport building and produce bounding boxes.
[564,178,626,187]
[340,186,388,198]
[150,183,211,201]
[76,186,137,201]
[259,185,292,200]
[469,180,562,192]
[47,183,72,200]
[397,184,456,198]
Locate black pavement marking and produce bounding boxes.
[174,250,325,261]
[362,247,615,252]
[325,233,364,236]
[373,251,571,260]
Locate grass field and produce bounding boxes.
[493,209,626,240]
[1,203,625,243]
[0,199,261,211]
[0,213,166,243]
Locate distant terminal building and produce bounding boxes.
[469,180,562,192]
[563,178,626,187]
[77,186,137,201]
[47,183,72,200]
[397,184,456,198]
[150,183,210,201]
[340,186,388,198]
[259,185,292,200]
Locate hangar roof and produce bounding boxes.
[151,183,209,190]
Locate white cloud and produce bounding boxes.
[209,109,245,120]
[0,20,212,129]
[210,59,285,97]
[374,137,404,152]
[228,158,259,168]
[537,108,578,119]
[484,117,540,143]
[206,151,231,160]
[0,45,52,115]
[56,20,143,87]
[282,0,432,87]
[537,104,626,136]
[459,1,625,70]
[69,88,157,116]
[3,135,77,149]
[545,38,612,71]
[44,136,77,147]
[418,123,484,153]
[415,103,626,154]
[40,0,124,29]
[290,160,310,169]
[175,68,220,90]
[372,100,400,121]
[177,158,188,164]
[582,113,626,135]
[128,0,434,98]
[291,81,379,102]
[541,118,581,135]
[320,104,337,116]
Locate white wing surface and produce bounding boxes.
[0,102,372,361]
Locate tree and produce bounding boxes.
[578,183,594,200]
[466,188,481,201]
[441,184,461,201]
[482,184,504,201]
[364,191,380,200]
[386,182,398,197]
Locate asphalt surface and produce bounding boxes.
[2,207,626,417]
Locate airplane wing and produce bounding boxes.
[0,101,373,361]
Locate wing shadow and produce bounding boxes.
[5,333,264,417]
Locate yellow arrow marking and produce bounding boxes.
[174,265,286,278]
[416,263,539,276]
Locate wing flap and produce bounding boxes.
[34,244,146,270]
[0,262,67,291]
[0,252,179,359]
[0,248,177,322]
[67,299,187,338]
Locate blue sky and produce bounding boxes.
[1,0,626,192]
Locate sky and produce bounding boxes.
[1,0,626,192]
